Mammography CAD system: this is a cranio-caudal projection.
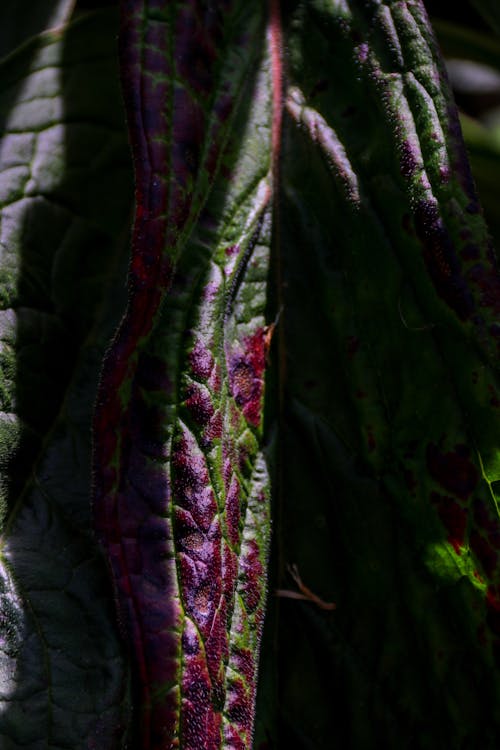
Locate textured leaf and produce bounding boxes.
[0,9,133,748]
[257,0,500,747]
[2,0,500,748]
[86,1,500,747]
[93,2,278,748]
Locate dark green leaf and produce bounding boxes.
[259,1,500,747]
[0,9,133,748]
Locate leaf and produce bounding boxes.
[0,0,75,61]
[259,0,500,747]
[90,0,500,747]
[2,0,500,748]
[0,8,133,748]
[431,19,500,249]
[93,2,276,748]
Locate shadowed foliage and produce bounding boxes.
[0,2,499,749]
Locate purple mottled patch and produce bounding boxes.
[174,6,221,95]
[205,604,229,693]
[225,675,252,724]
[446,104,480,202]
[181,621,220,750]
[399,138,423,183]
[228,329,266,427]
[179,550,218,632]
[231,646,254,683]
[172,425,217,531]
[176,507,206,557]
[204,410,223,443]
[224,724,247,750]
[185,382,215,425]
[190,339,215,381]
[239,539,264,613]
[94,376,182,749]
[93,2,274,747]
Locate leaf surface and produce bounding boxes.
[257,0,500,747]
[0,9,133,748]
[92,1,500,747]
[2,0,500,748]
[93,2,277,748]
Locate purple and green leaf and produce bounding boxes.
[92,2,278,747]
[1,0,500,748]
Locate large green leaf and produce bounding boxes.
[0,8,133,748]
[258,1,500,748]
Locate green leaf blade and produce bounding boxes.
[0,9,133,748]
[269,1,500,746]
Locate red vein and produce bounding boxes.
[268,0,283,185]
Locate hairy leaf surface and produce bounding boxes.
[93,2,276,748]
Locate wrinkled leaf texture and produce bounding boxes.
[264,2,500,748]
[0,5,132,749]
[93,1,275,748]
[0,1,500,749]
